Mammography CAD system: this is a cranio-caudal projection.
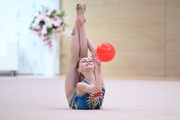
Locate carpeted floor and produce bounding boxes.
[0,76,180,120]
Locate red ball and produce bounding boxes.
[96,43,116,62]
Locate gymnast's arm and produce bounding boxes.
[87,38,96,55]
[77,57,103,93]
[87,38,105,88]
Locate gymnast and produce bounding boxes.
[65,4,105,110]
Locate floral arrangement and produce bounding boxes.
[29,6,67,47]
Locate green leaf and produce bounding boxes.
[29,26,33,30]
[59,11,65,18]
[47,28,52,35]
[51,10,56,15]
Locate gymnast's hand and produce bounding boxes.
[91,51,101,67]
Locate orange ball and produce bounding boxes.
[96,43,116,62]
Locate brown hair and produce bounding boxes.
[76,60,85,81]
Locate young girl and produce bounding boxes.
[65,4,105,110]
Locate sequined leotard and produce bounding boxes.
[69,80,105,110]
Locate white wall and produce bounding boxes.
[0,0,60,75]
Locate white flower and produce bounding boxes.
[48,19,53,28]
[45,16,50,23]
[36,25,40,29]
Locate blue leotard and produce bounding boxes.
[69,80,105,110]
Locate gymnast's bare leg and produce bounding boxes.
[65,4,88,102]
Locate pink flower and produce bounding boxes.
[52,16,62,27]
[30,7,67,48]
[52,28,56,34]
[35,13,46,24]
[41,25,47,35]
[33,28,42,36]
[57,26,63,35]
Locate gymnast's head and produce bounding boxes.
[77,57,95,74]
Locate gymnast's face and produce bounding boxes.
[78,57,94,73]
